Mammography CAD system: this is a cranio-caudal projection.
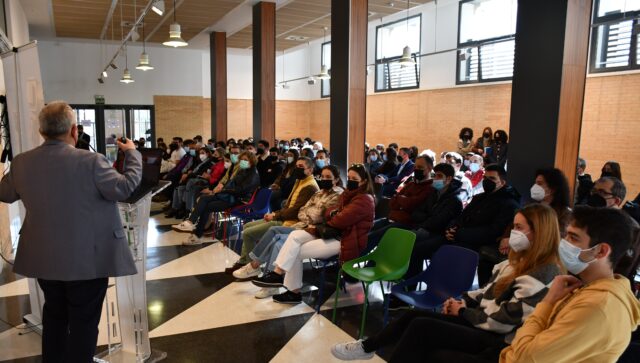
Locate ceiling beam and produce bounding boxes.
[99,0,119,40]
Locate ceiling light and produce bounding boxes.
[163,0,188,47]
[131,28,140,42]
[316,64,331,80]
[398,45,416,67]
[120,68,134,83]
[136,20,154,70]
[152,0,165,16]
[282,83,290,90]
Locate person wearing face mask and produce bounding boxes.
[487,130,508,168]
[600,160,622,180]
[364,156,436,253]
[375,144,386,160]
[313,149,330,177]
[376,147,415,197]
[501,206,640,363]
[173,151,260,245]
[365,149,383,176]
[158,139,197,203]
[258,147,285,188]
[457,127,474,156]
[256,139,271,176]
[574,157,594,205]
[252,164,375,304]
[233,166,344,298]
[223,157,319,274]
[269,149,300,212]
[464,154,485,196]
[375,147,399,177]
[208,145,242,197]
[166,147,216,219]
[445,152,474,205]
[333,203,562,362]
[474,126,494,159]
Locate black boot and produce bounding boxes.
[176,208,186,220]
[165,208,178,218]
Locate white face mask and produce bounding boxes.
[559,239,598,275]
[224,161,232,169]
[463,160,471,167]
[530,184,546,202]
[199,154,207,162]
[508,229,531,252]
[287,156,294,164]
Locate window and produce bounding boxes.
[375,14,421,92]
[590,0,640,73]
[457,0,517,84]
[321,41,331,98]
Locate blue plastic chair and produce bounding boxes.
[224,188,272,253]
[389,245,479,314]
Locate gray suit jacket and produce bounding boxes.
[0,139,143,281]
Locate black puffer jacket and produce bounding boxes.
[411,179,463,235]
[451,184,521,249]
[221,167,260,203]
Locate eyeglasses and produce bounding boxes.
[591,188,614,198]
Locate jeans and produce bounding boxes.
[189,194,235,237]
[362,309,504,363]
[38,278,108,363]
[172,185,186,209]
[248,226,295,263]
[274,230,341,291]
[183,178,208,211]
[237,220,283,264]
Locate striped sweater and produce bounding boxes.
[461,260,561,343]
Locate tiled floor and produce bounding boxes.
[0,203,399,363]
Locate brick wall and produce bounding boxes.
[154,95,207,142]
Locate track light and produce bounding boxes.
[152,0,165,16]
[109,62,118,70]
[98,77,104,84]
[102,70,108,78]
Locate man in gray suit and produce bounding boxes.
[0,101,142,363]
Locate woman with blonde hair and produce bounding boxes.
[332,203,563,362]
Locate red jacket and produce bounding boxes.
[388,178,434,225]
[465,169,484,188]
[326,188,375,263]
[208,161,226,186]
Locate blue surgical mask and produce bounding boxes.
[559,239,598,274]
[316,159,326,168]
[189,149,196,156]
[433,179,445,191]
[239,160,250,169]
[469,163,480,173]
[230,154,239,164]
[369,155,378,162]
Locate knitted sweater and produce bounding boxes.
[461,260,561,343]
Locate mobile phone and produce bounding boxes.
[119,136,127,143]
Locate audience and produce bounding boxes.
[575,157,593,205]
[376,147,415,197]
[457,127,475,155]
[333,203,563,362]
[500,207,640,363]
[474,126,494,159]
[445,152,474,204]
[465,153,485,196]
[489,130,509,168]
[270,148,300,211]
[365,148,383,175]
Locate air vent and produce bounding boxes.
[284,35,310,41]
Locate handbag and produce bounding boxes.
[315,223,342,240]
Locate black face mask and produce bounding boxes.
[463,134,471,140]
[257,148,265,155]
[414,169,425,181]
[293,167,307,180]
[397,155,404,163]
[587,194,608,208]
[318,179,334,190]
[211,156,219,163]
[483,133,491,138]
[601,171,614,178]
[483,178,497,194]
[346,180,360,191]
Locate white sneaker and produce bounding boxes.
[331,340,374,361]
[172,220,195,233]
[254,287,280,299]
[232,264,261,279]
[182,234,203,246]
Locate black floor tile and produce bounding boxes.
[0,356,42,363]
[146,242,214,271]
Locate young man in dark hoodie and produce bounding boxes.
[406,164,520,279]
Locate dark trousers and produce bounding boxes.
[38,278,108,363]
[189,194,236,237]
[363,220,413,255]
[406,234,447,279]
[363,309,504,363]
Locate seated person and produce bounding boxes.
[251,164,375,304]
[365,155,435,252]
[445,151,474,205]
[332,203,563,362]
[375,147,414,197]
[365,148,383,176]
[258,147,284,188]
[464,153,485,196]
[407,164,520,280]
[270,148,299,211]
[225,157,319,274]
[477,168,572,285]
[166,147,217,219]
[161,139,197,198]
[575,157,593,205]
[172,151,260,245]
[313,149,330,177]
[500,206,640,363]
[233,165,344,298]
[375,147,398,176]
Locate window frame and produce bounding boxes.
[320,41,331,98]
[455,0,517,85]
[374,13,422,93]
[588,0,640,74]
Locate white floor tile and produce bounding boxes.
[0,326,42,361]
[0,278,28,298]
[149,282,315,338]
[318,281,385,312]
[270,314,385,363]
[146,243,239,281]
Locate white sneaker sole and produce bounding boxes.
[254,288,280,299]
[172,226,195,233]
[233,268,261,279]
[330,346,374,361]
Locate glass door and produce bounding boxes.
[130,108,152,147]
[74,108,98,151]
[104,108,127,163]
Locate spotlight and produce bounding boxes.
[110,62,118,70]
[152,0,165,16]
[98,77,104,84]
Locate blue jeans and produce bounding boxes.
[172,185,186,209]
[183,178,208,211]
[249,226,295,263]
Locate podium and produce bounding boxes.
[94,181,169,363]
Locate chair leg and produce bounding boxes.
[380,281,390,327]
[359,283,370,340]
[332,270,342,323]
[316,263,326,314]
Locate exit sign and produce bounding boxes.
[94,95,105,104]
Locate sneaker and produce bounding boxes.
[272,290,302,304]
[224,262,244,275]
[232,264,261,279]
[182,234,203,246]
[251,271,284,288]
[331,340,374,361]
[255,287,280,299]
[172,220,195,233]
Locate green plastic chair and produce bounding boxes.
[332,227,416,338]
